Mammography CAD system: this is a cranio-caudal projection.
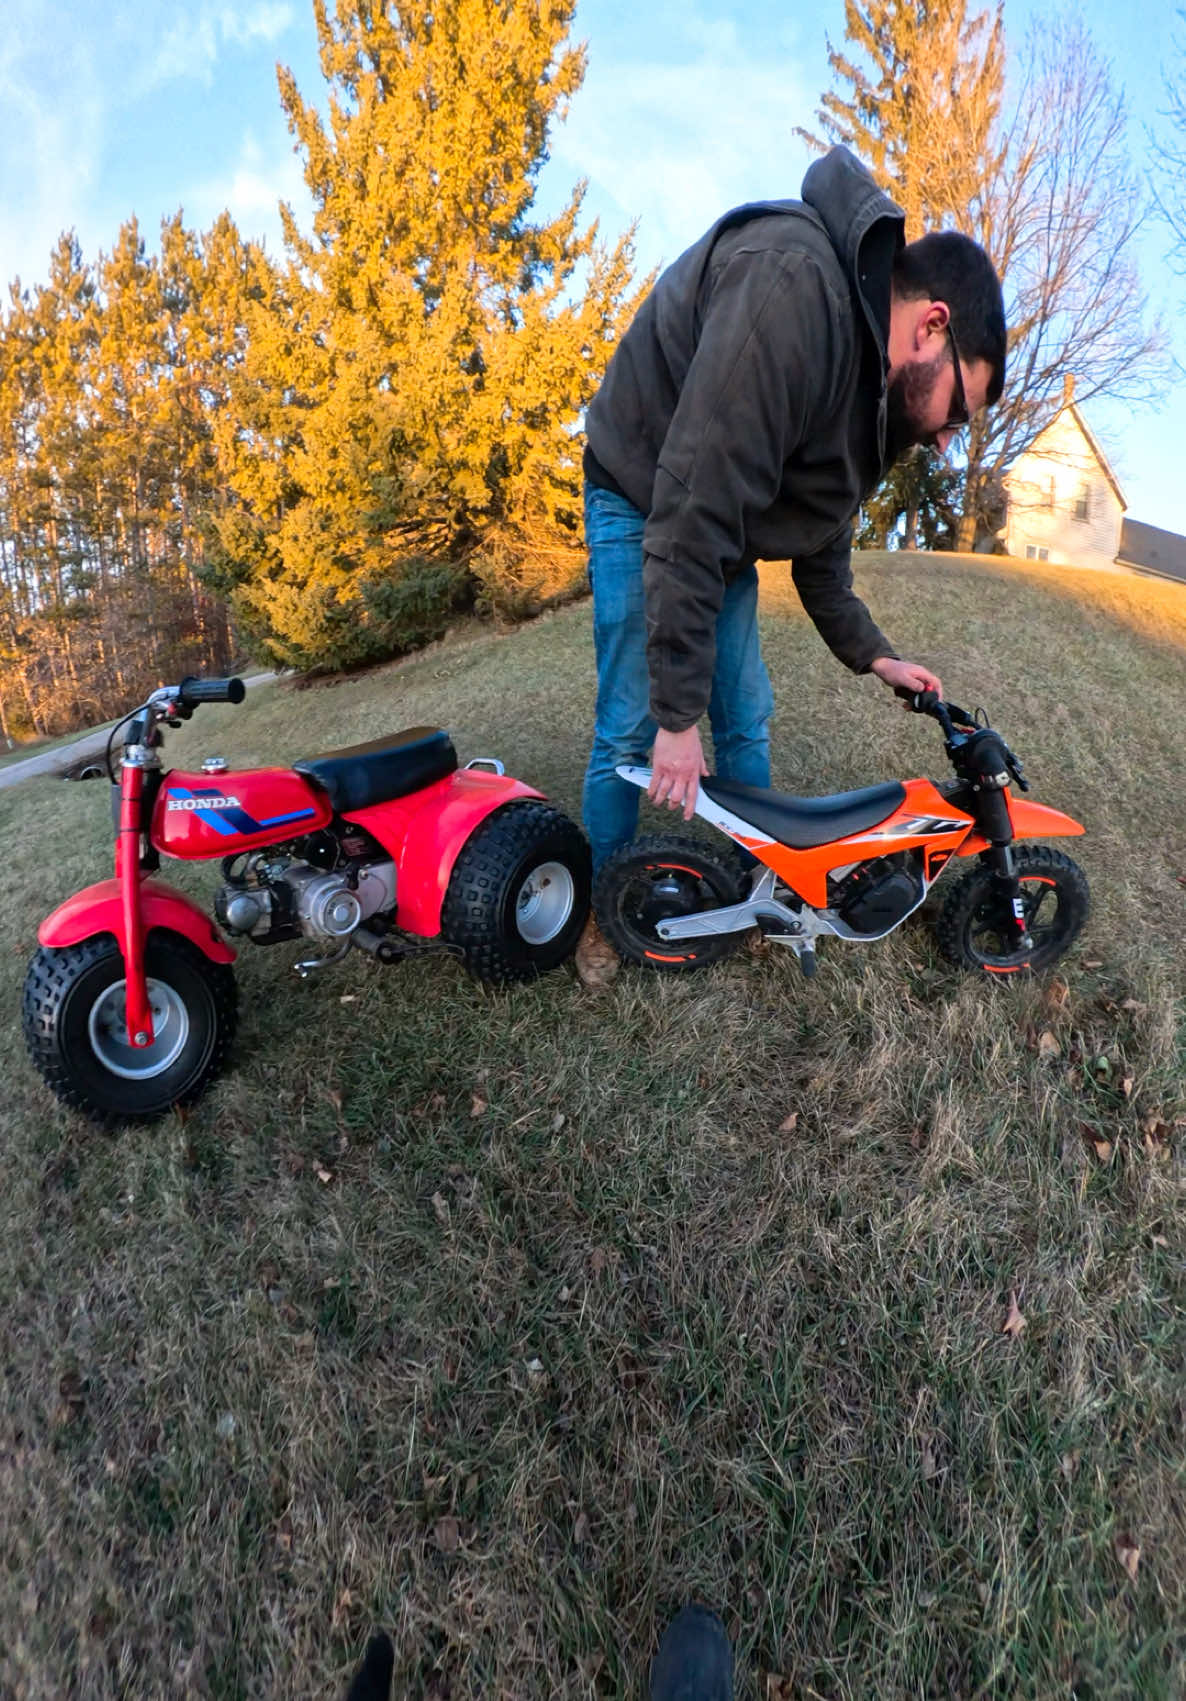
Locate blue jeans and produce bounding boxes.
[582,482,773,869]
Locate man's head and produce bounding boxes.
[885,232,1006,461]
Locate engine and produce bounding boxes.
[828,853,921,936]
[214,846,396,946]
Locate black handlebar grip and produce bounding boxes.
[178,675,247,707]
[893,686,940,713]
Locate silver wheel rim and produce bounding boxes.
[514,861,575,946]
[87,976,191,1080]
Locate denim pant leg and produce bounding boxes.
[707,564,773,790]
[581,484,656,871]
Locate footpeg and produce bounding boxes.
[796,943,817,979]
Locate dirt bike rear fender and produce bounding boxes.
[39,877,237,964]
[956,796,1086,856]
[343,768,543,937]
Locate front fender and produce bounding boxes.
[39,877,236,963]
[957,796,1086,856]
[345,770,543,937]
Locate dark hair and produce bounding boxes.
[892,232,1007,406]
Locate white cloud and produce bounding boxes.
[184,129,312,253]
[139,2,295,92]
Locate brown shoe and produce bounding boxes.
[575,912,620,988]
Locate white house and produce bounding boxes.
[1001,379,1126,570]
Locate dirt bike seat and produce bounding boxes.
[700,776,906,850]
[294,727,458,812]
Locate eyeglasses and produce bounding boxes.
[941,324,970,434]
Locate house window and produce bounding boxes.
[1025,544,1050,562]
[1073,482,1090,522]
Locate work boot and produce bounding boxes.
[575,912,619,988]
[649,1604,734,1701]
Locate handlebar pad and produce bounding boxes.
[178,675,246,707]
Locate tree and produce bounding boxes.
[802,4,1165,550]
[209,0,644,673]
[798,0,1006,239]
[857,446,961,550]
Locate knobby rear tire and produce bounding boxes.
[593,835,751,971]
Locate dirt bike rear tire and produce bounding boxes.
[594,835,751,971]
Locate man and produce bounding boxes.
[576,146,1006,979]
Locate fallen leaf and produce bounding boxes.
[573,1510,589,1544]
[1121,998,1147,1015]
[1038,1030,1061,1061]
[778,1111,799,1133]
[1091,1139,1113,1163]
[1060,1450,1080,1481]
[1002,1292,1027,1338]
[1121,1076,1134,1099]
[284,1151,306,1177]
[470,1093,487,1118]
[327,1088,343,1114]
[589,1247,609,1277]
[339,994,357,1004]
[331,1587,353,1629]
[1082,958,1104,970]
[316,1166,334,1185]
[464,1473,479,1500]
[1043,976,1070,1011]
[1151,1234,1169,1249]
[1144,1132,1171,1164]
[274,1516,293,1552]
[1115,1534,1141,1581]
[431,1191,450,1225]
[433,1515,460,1553]
[921,1436,938,1480]
[764,1675,795,1701]
[909,1124,927,1151]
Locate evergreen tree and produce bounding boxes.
[857,447,961,551]
[798,0,1006,238]
[209,0,643,672]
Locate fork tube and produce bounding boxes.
[117,762,156,1047]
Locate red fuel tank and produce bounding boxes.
[153,767,333,861]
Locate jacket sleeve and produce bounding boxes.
[641,249,845,731]
[791,529,898,674]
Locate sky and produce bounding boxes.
[2,0,1185,531]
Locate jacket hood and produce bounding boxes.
[801,146,904,356]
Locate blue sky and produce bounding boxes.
[2,0,1184,531]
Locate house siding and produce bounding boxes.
[1003,408,1124,570]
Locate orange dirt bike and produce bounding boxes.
[594,691,1089,977]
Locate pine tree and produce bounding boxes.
[209,0,643,672]
[798,0,1006,238]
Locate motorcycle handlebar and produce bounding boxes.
[177,675,246,707]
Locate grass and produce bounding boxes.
[1,550,1183,1700]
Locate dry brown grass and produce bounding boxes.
[1,551,1183,1699]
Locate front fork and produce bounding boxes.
[977,784,1033,954]
[117,763,156,1048]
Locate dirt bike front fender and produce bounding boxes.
[956,796,1086,856]
[39,878,236,964]
[344,769,544,937]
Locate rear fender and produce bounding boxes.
[956,796,1086,856]
[344,769,543,937]
[39,878,236,963]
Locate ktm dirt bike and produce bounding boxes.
[595,690,1088,978]
[23,676,590,1124]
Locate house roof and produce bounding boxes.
[1117,517,1186,585]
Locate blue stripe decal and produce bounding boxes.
[258,808,318,828]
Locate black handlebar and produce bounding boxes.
[178,675,246,707]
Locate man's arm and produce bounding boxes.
[792,531,942,696]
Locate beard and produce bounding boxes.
[884,349,948,465]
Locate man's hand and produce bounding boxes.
[649,725,708,821]
[871,656,943,699]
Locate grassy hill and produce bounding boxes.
[1,551,1183,1699]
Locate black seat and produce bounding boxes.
[700,776,906,850]
[294,727,458,813]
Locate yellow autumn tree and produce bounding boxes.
[208,0,643,672]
